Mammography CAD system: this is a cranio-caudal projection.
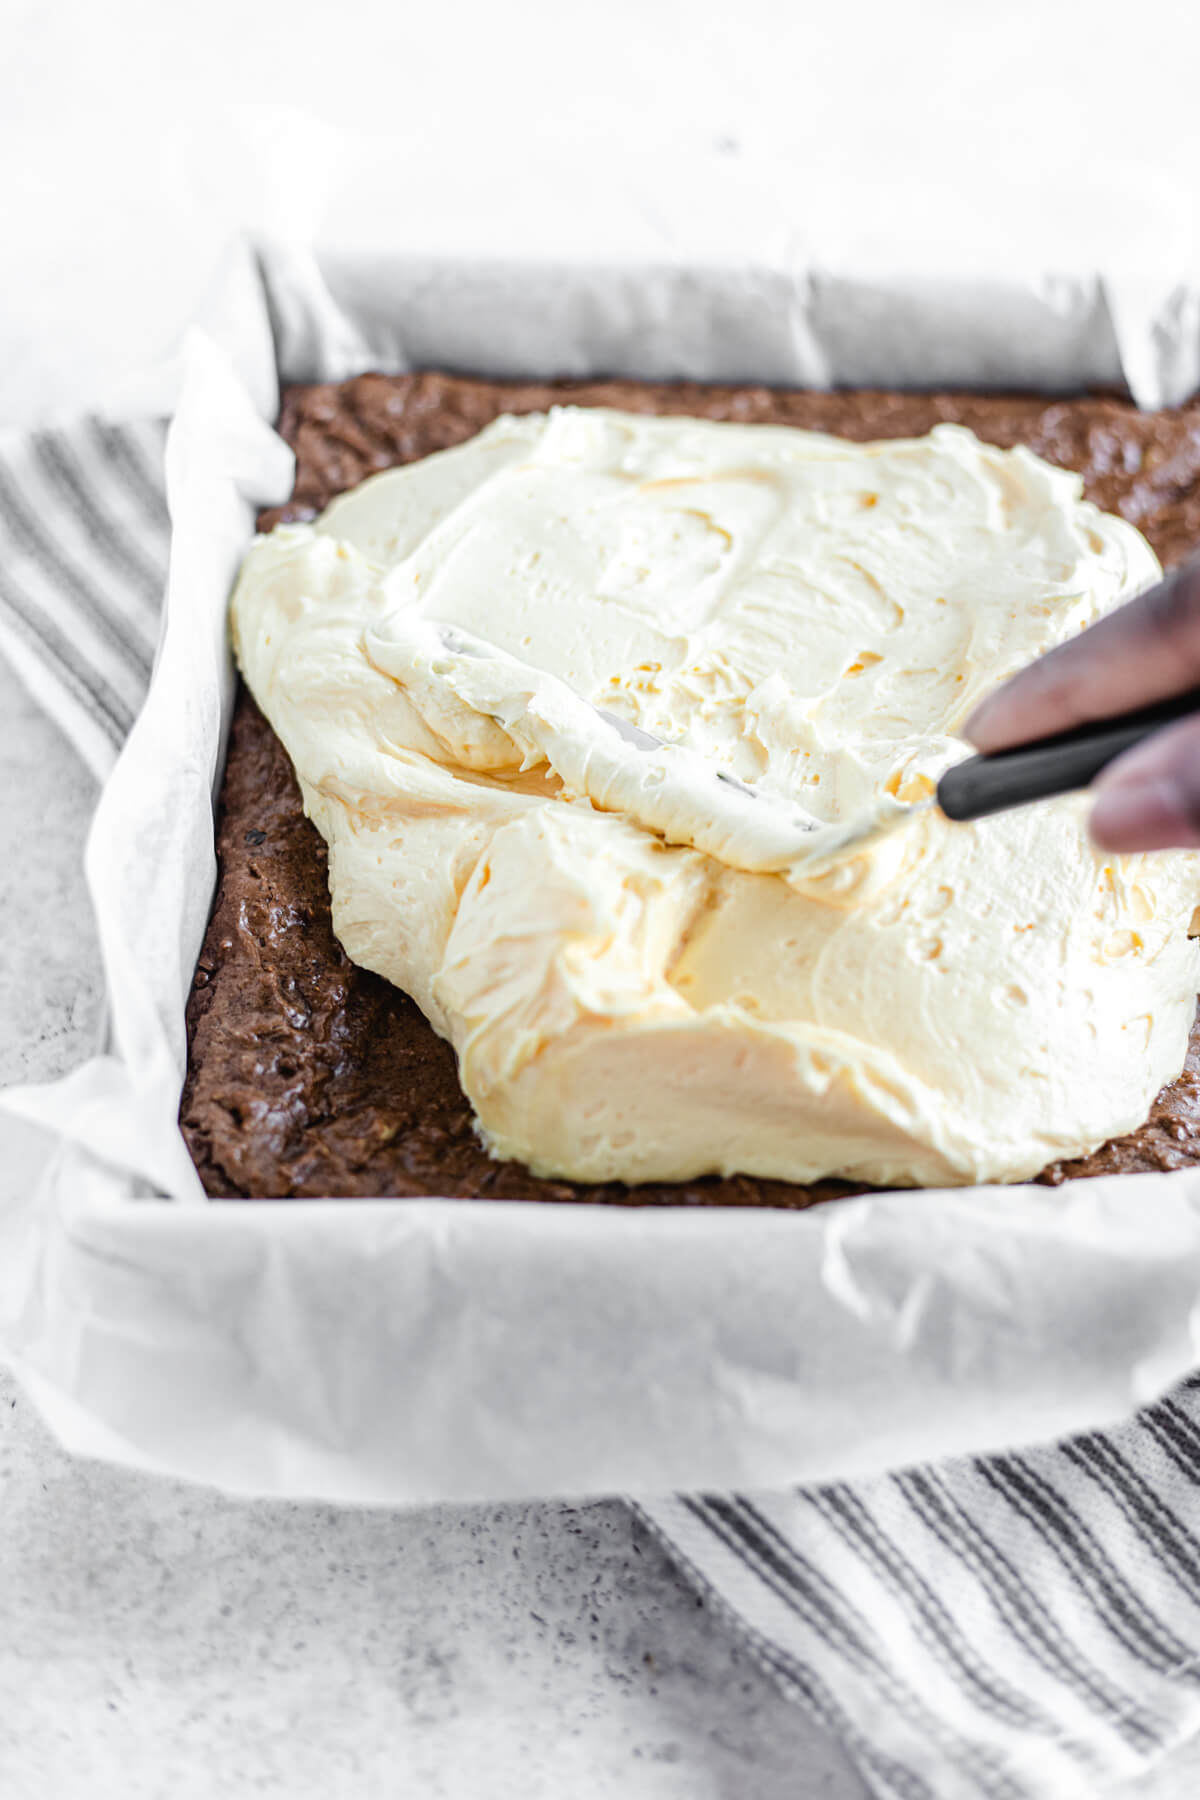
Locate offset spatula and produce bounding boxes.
[601,685,1200,829]
[430,623,1200,840]
[936,687,1200,822]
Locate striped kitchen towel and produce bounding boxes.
[6,413,1200,1800]
[0,416,169,778]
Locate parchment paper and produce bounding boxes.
[4,130,1200,1501]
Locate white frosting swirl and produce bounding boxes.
[230,407,1200,1188]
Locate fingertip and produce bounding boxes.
[963,677,1057,753]
[961,694,1003,751]
[1089,777,1200,853]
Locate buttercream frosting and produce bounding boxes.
[230,407,1200,1187]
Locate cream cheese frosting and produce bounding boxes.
[230,407,1200,1188]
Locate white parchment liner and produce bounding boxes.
[5,153,1200,1499]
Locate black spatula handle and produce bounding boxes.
[938,687,1200,823]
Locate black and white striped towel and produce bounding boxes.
[6,414,1200,1800]
[0,417,169,778]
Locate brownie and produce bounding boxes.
[180,373,1200,1202]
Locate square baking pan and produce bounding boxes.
[5,239,1200,1505]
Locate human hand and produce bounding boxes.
[964,556,1200,853]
